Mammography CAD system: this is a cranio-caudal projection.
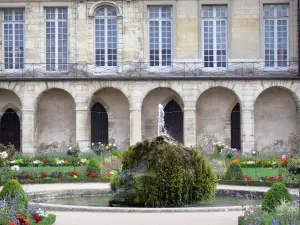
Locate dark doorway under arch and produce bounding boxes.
[230,103,241,150]
[91,103,108,145]
[164,100,184,143]
[0,108,20,150]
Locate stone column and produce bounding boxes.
[22,109,35,155]
[130,108,142,145]
[184,107,196,147]
[241,107,255,154]
[76,107,90,152]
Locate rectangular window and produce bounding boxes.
[3,9,25,70]
[202,5,227,68]
[148,6,172,67]
[94,6,118,70]
[45,8,68,72]
[264,4,289,68]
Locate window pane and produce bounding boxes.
[202,6,227,68]
[3,9,25,69]
[264,4,289,68]
[45,8,68,71]
[148,6,172,67]
[95,7,118,68]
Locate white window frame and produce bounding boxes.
[45,7,68,72]
[263,4,289,70]
[2,9,25,71]
[202,5,228,69]
[148,6,173,70]
[94,6,118,73]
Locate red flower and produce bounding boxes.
[9,222,17,225]
[69,171,80,176]
[33,214,41,223]
[242,176,252,181]
[58,172,64,178]
[41,172,48,178]
[88,172,99,178]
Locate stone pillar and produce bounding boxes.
[184,107,196,147]
[241,107,255,153]
[76,107,90,152]
[22,109,35,155]
[130,108,142,145]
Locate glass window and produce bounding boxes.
[3,9,25,70]
[95,6,118,70]
[148,6,172,67]
[45,7,68,71]
[264,4,289,68]
[202,5,227,68]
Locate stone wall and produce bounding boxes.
[0,79,297,155]
[36,89,76,153]
[0,0,297,63]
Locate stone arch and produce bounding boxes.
[0,89,22,150]
[34,85,77,110]
[88,1,122,17]
[35,88,76,153]
[254,86,299,153]
[90,87,130,149]
[196,87,241,154]
[141,87,184,141]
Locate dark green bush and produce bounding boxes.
[110,138,218,207]
[287,158,300,176]
[86,158,102,174]
[261,182,293,212]
[0,179,28,207]
[224,162,244,180]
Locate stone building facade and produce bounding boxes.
[0,0,298,155]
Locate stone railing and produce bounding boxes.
[0,61,298,79]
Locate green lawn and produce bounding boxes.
[242,168,283,180]
[19,166,86,174]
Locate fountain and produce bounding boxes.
[157,104,166,136]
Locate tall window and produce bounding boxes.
[148,6,172,67]
[95,6,118,71]
[202,5,227,68]
[3,9,25,70]
[264,4,289,68]
[45,8,68,72]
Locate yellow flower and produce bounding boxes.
[74,175,77,179]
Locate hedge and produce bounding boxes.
[38,214,56,225]
[0,177,110,186]
[238,216,245,225]
[218,180,300,188]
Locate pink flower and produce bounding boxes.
[282,154,287,161]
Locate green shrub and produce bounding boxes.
[0,179,28,207]
[224,162,244,180]
[287,158,300,176]
[262,182,293,212]
[110,171,121,192]
[274,200,300,223]
[110,138,218,207]
[86,158,102,174]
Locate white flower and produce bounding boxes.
[109,143,112,146]
[11,165,20,171]
[80,159,87,163]
[69,147,72,150]
[33,160,42,164]
[92,143,94,146]
[0,151,8,159]
[110,170,116,175]
[56,160,65,165]
[113,143,116,147]
[9,160,16,164]
[247,161,255,165]
[38,209,48,217]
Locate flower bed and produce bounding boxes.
[232,157,288,168]
[218,180,299,188]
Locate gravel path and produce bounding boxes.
[51,211,243,225]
